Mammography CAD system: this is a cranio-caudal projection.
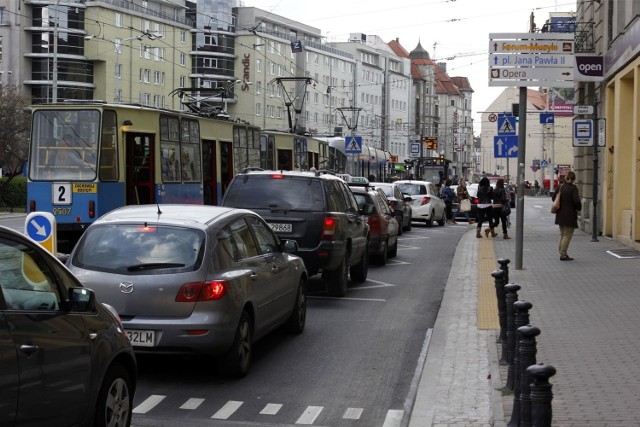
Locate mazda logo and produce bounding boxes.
[119,282,134,294]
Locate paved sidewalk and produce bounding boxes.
[410,196,640,426]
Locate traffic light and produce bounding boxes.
[512,103,520,120]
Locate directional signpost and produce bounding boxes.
[25,212,57,254]
[488,32,575,88]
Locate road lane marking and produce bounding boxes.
[180,398,204,410]
[211,400,243,419]
[296,406,323,424]
[343,407,363,419]
[309,296,386,301]
[260,403,283,415]
[133,394,166,414]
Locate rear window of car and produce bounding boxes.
[71,225,205,274]
[223,175,325,211]
[376,185,393,198]
[397,183,427,195]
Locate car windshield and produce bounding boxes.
[224,176,325,211]
[376,185,393,197]
[72,224,205,274]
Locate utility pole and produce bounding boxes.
[52,0,59,102]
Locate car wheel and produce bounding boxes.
[374,240,388,266]
[388,238,398,258]
[324,255,349,297]
[219,311,252,378]
[350,245,369,283]
[285,278,307,334]
[93,363,133,427]
[437,209,446,226]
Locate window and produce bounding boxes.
[154,71,161,84]
[0,237,62,311]
[115,12,122,28]
[246,216,279,255]
[255,102,262,116]
[140,92,150,105]
[180,31,186,43]
[142,69,150,83]
[180,53,186,66]
[256,58,262,72]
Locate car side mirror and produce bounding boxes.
[67,287,97,312]
[281,239,299,253]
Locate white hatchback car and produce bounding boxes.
[395,180,447,227]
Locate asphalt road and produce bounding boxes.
[0,214,468,427]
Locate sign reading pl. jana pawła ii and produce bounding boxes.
[488,32,604,87]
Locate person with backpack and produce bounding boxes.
[476,177,493,238]
[488,178,510,239]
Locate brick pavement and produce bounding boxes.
[410,195,640,426]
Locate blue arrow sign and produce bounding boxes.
[345,136,363,154]
[494,136,519,158]
[497,114,516,135]
[540,112,555,124]
[26,214,52,242]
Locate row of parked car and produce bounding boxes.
[0,170,453,426]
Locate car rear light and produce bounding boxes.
[368,214,382,234]
[420,196,431,206]
[321,216,336,240]
[271,174,285,179]
[88,200,95,218]
[176,280,228,302]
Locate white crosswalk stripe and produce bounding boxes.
[211,400,243,419]
[180,398,204,410]
[133,394,166,414]
[295,405,323,424]
[343,407,363,419]
[260,403,282,415]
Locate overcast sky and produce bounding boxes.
[242,0,576,134]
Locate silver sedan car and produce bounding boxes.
[67,205,308,378]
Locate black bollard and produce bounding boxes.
[503,283,521,391]
[497,257,511,284]
[508,302,534,426]
[491,270,507,357]
[518,325,541,427]
[527,363,556,427]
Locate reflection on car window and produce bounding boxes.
[223,177,324,211]
[246,216,279,255]
[0,238,61,311]
[228,219,259,260]
[72,225,205,273]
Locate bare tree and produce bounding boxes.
[0,85,31,205]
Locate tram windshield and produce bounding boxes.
[29,109,101,181]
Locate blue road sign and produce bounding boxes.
[494,136,519,158]
[345,136,363,154]
[497,114,516,135]
[541,159,549,168]
[540,112,555,124]
[26,213,53,242]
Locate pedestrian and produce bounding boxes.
[534,179,540,196]
[475,177,493,238]
[453,180,474,224]
[553,171,581,260]
[489,178,510,239]
[368,174,376,182]
[441,179,456,224]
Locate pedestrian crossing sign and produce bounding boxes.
[497,114,516,136]
[345,136,363,154]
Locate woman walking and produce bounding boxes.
[475,177,493,238]
[453,181,474,224]
[553,171,581,260]
[489,179,510,239]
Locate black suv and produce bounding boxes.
[222,170,369,297]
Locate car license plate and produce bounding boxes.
[269,223,292,233]
[125,329,155,347]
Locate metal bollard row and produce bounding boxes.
[493,259,556,427]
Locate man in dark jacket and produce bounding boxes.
[553,171,582,260]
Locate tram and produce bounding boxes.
[317,136,390,180]
[259,130,329,171]
[27,101,260,250]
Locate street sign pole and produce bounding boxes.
[591,99,599,242]
[515,87,527,270]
